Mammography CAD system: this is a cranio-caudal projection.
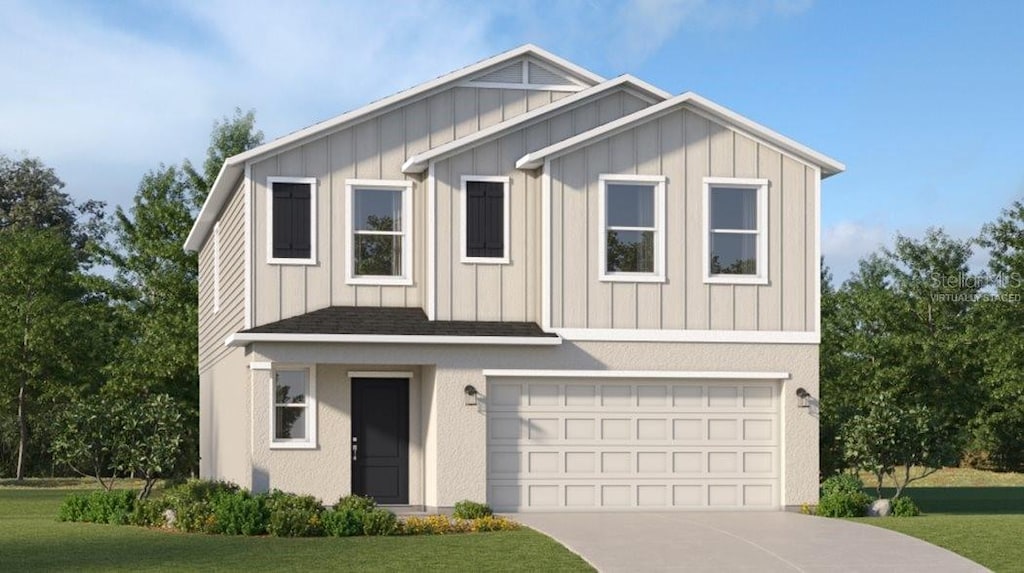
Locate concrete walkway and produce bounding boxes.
[512,512,987,572]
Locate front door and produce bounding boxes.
[351,378,409,504]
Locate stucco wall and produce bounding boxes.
[199,347,252,488]
[248,341,819,508]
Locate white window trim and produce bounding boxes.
[345,179,414,286]
[703,177,769,285]
[460,175,511,264]
[269,365,317,450]
[212,221,221,313]
[266,176,318,265]
[597,174,667,283]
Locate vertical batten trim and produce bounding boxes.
[427,162,437,320]
[541,159,552,331]
[813,165,822,336]
[243,162,253,330]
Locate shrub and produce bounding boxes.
[452,500,492,520]
[163,479,242,533]
[362,508,398,536]
[86,489,137,525]
[891,496,921,517]
[265,490,324,537]
[817,474,871,518]
[130,498,170,527]
[57,493,91,522]
[212,490,269,535]
[322,508,365,537]
[400,514,469,535]
[335,494,376,513]
[470,515,520,532]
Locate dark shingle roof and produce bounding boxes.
[240,306,556,338]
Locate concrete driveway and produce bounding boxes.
[512,512,987,572]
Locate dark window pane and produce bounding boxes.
[466,181,505,258]
[710,187,757,230]
[275,407,306,440]
[275,371,307,404]
[710,232,757,275]
[606,184,654,228]
[606,230,654,273]
[355,234,401,276]
[354,189,402,231]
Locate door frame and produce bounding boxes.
[350,373,412,505]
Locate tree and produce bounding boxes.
[182,107,263,202]
[842,393,959,498]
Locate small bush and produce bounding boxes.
[400,514,469,535]
[323,508,365,537]
[335,494,376,513]
[891,496,921,517]
[362,508,398,536]
[470,515,520,532]
[817,474,871,518]
[164,479,239,506]
[130,498,170,527]
[57,490,139,525]
[57,493,91,522]
[212,491,268,535]
[163,479,241,533]
[452,500,492,520]
[266,490,324,537]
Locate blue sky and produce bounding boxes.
[2,0,1022,279]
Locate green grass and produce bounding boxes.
[0,488,593,572]
[848,469,1024,572]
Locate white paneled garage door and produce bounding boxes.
[486,377,780,511]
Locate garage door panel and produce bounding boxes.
[487,378,781,511]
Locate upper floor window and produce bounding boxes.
[598,174,666,282]
[461,176,510,264]
[267,177,317,265]
[703,177,768,284]
[345,180,413,285]
[271,366,316,449]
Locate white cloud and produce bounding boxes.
[822,221,889,280]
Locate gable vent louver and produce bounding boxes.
[528,62,575,86]
[474,62,524,84]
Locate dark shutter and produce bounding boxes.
[272,182,312,259]
[466,181,504,258]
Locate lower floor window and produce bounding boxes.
[273,367,315,446]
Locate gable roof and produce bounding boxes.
[400,75,671,174]
[184,44,604,253]
[516,91,845,177]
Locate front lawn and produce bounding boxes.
[0,488,593,572]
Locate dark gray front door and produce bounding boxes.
[351,378,409,504]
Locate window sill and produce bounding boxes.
[267,257,318,266]
[599,274,666,283]
[269,441,318,450]
[704,275,769,285]
[461,256,511,265]
[346,276,414,286]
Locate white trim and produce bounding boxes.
[541,160,552,331]
[249,361,272,371]
[598,174,666,283]
[266,176,318,265]
[347,371,414,379]
[813,166,822,335]
[703,177,769,285]
[482,369,791,380]
[226,332,562,346]
[515,91,845,175]
[269,365,317,450]
[460,81,585,92]
[243,164,253,329]
[401,76,671,174]
[345,179,414,286]
[460,175,511,264]
[555,328,818,344]
[427,163,437,320]
[212,221,221,313]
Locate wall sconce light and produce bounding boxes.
[464,385,478,406]
[795,387,811,408]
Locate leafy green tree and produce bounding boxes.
[971,200,1024,470]
[183,108,263,202]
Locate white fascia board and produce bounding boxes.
[482,369,791,380]
[401,75,670,174]
[225,333,562,346]
[185,44,605,252]
[555,328,819,344]
[516,92,846,176]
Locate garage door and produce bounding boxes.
[486,378,780,511]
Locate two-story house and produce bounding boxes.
[185,45,843,512]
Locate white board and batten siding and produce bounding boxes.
[486,377,781,511]
[549,107,818,332]
[433,90,652,323]
[249,86,569,327]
